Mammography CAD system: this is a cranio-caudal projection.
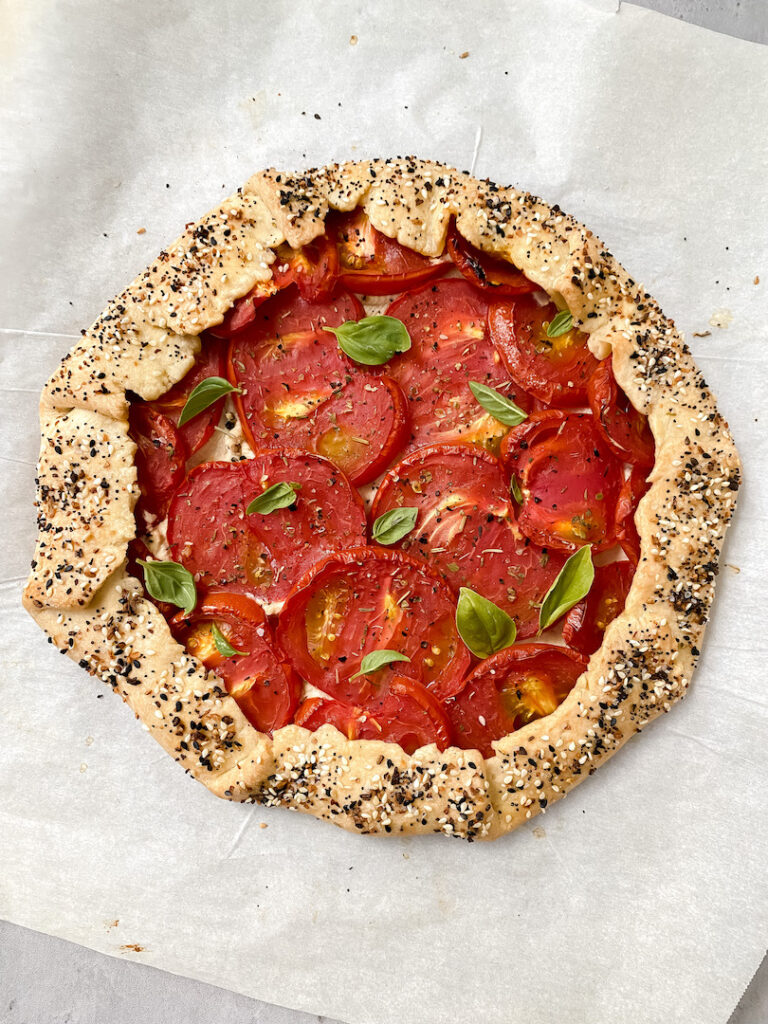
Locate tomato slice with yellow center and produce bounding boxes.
[489,295,598,405]
[278,546,471,704]
[171,590,300,734]
[445,644,587,757]
[501,410,623,552]
[228,287,409,484]
[370,444,567,638]
[386,279,532,453]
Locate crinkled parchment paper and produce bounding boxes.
[1,2,766,1022]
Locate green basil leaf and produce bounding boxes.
[137,559,196,614]
[510,474,523,504]
[350,649,411,679]
[211,623,247,658]
[323,315,411,366]
[455,588,517,659]
[546,310,573,338]
[178,376,241,426]
[538,544,594,632]
[468,381,527,427]
[246,481,299,515]
[372,506,419,545]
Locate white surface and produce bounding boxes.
[2,1,767,1023]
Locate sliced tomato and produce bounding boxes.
[446,222,537,296]
[128,404,187,527]
[370,444,566,639]
[615,465,650,565]
[587,359,655,468]
[211,235,340,339]
[385,279,532,453]
[445,644,587,757]
[228,287,408,485]
[277,546,470,703]
[293,676,452,754]
[330,208,447,295]
[167,451,367,604]
[489,295,599,405]
[501,410,623,552]
[170,590,300,734]
[562,561,634,656]
[149,336,229,456]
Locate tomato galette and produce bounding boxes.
[24,158,740,840]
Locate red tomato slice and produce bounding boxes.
[587,360,655,468]
[150,337,229,456]
[128,404,187,527]
[228,287,408,485]
[489,295,599,405]
[446,222,537,297]
[615,465,650,565]
[211,235,340,339]
[501,410,623,552]
[277,546,470,703]
[385,279,532,453]
[330,209,447,295]
[370,444,567,639]
[293,676,452,754]
[167,451,367,604]
[445,644,587,757]
[562,560,634,656]
[171,590,300,734]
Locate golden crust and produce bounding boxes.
[24,158,741,840]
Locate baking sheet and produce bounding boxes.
[1,2,767,1022]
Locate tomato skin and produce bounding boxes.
[149,337,229,456]
[211,235,340,339]
[446,222,537,297]
[167,452,367,604]
[501,410,623,553]
[370,443,566,639]
[489,296,599,405]
[277,546,471,703]
[331,209,448,295]
[562,561,635,656]
[227,287,408,485]
[386,278,533,453]
[615,465,650,565]
[128,404,187,527]
[445,644,588,758]
[171,589,300,734]
[587,360,655,468]
[293,676,452,754]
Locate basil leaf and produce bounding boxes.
[468,381,527,427]
[546,310,573,338]
[538,544,594,632]
[510,474,523,504]
[372,506,419,545]
[211,623,247,658]
[137,559,196,614]
[455,588,517,659]
[323,315,411,366]
[246,481,298,515]
[178,376,241,426]
[350,649,411,679]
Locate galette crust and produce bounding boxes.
[24,158,741,840]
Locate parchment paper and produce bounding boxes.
[1,2,766,1022]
